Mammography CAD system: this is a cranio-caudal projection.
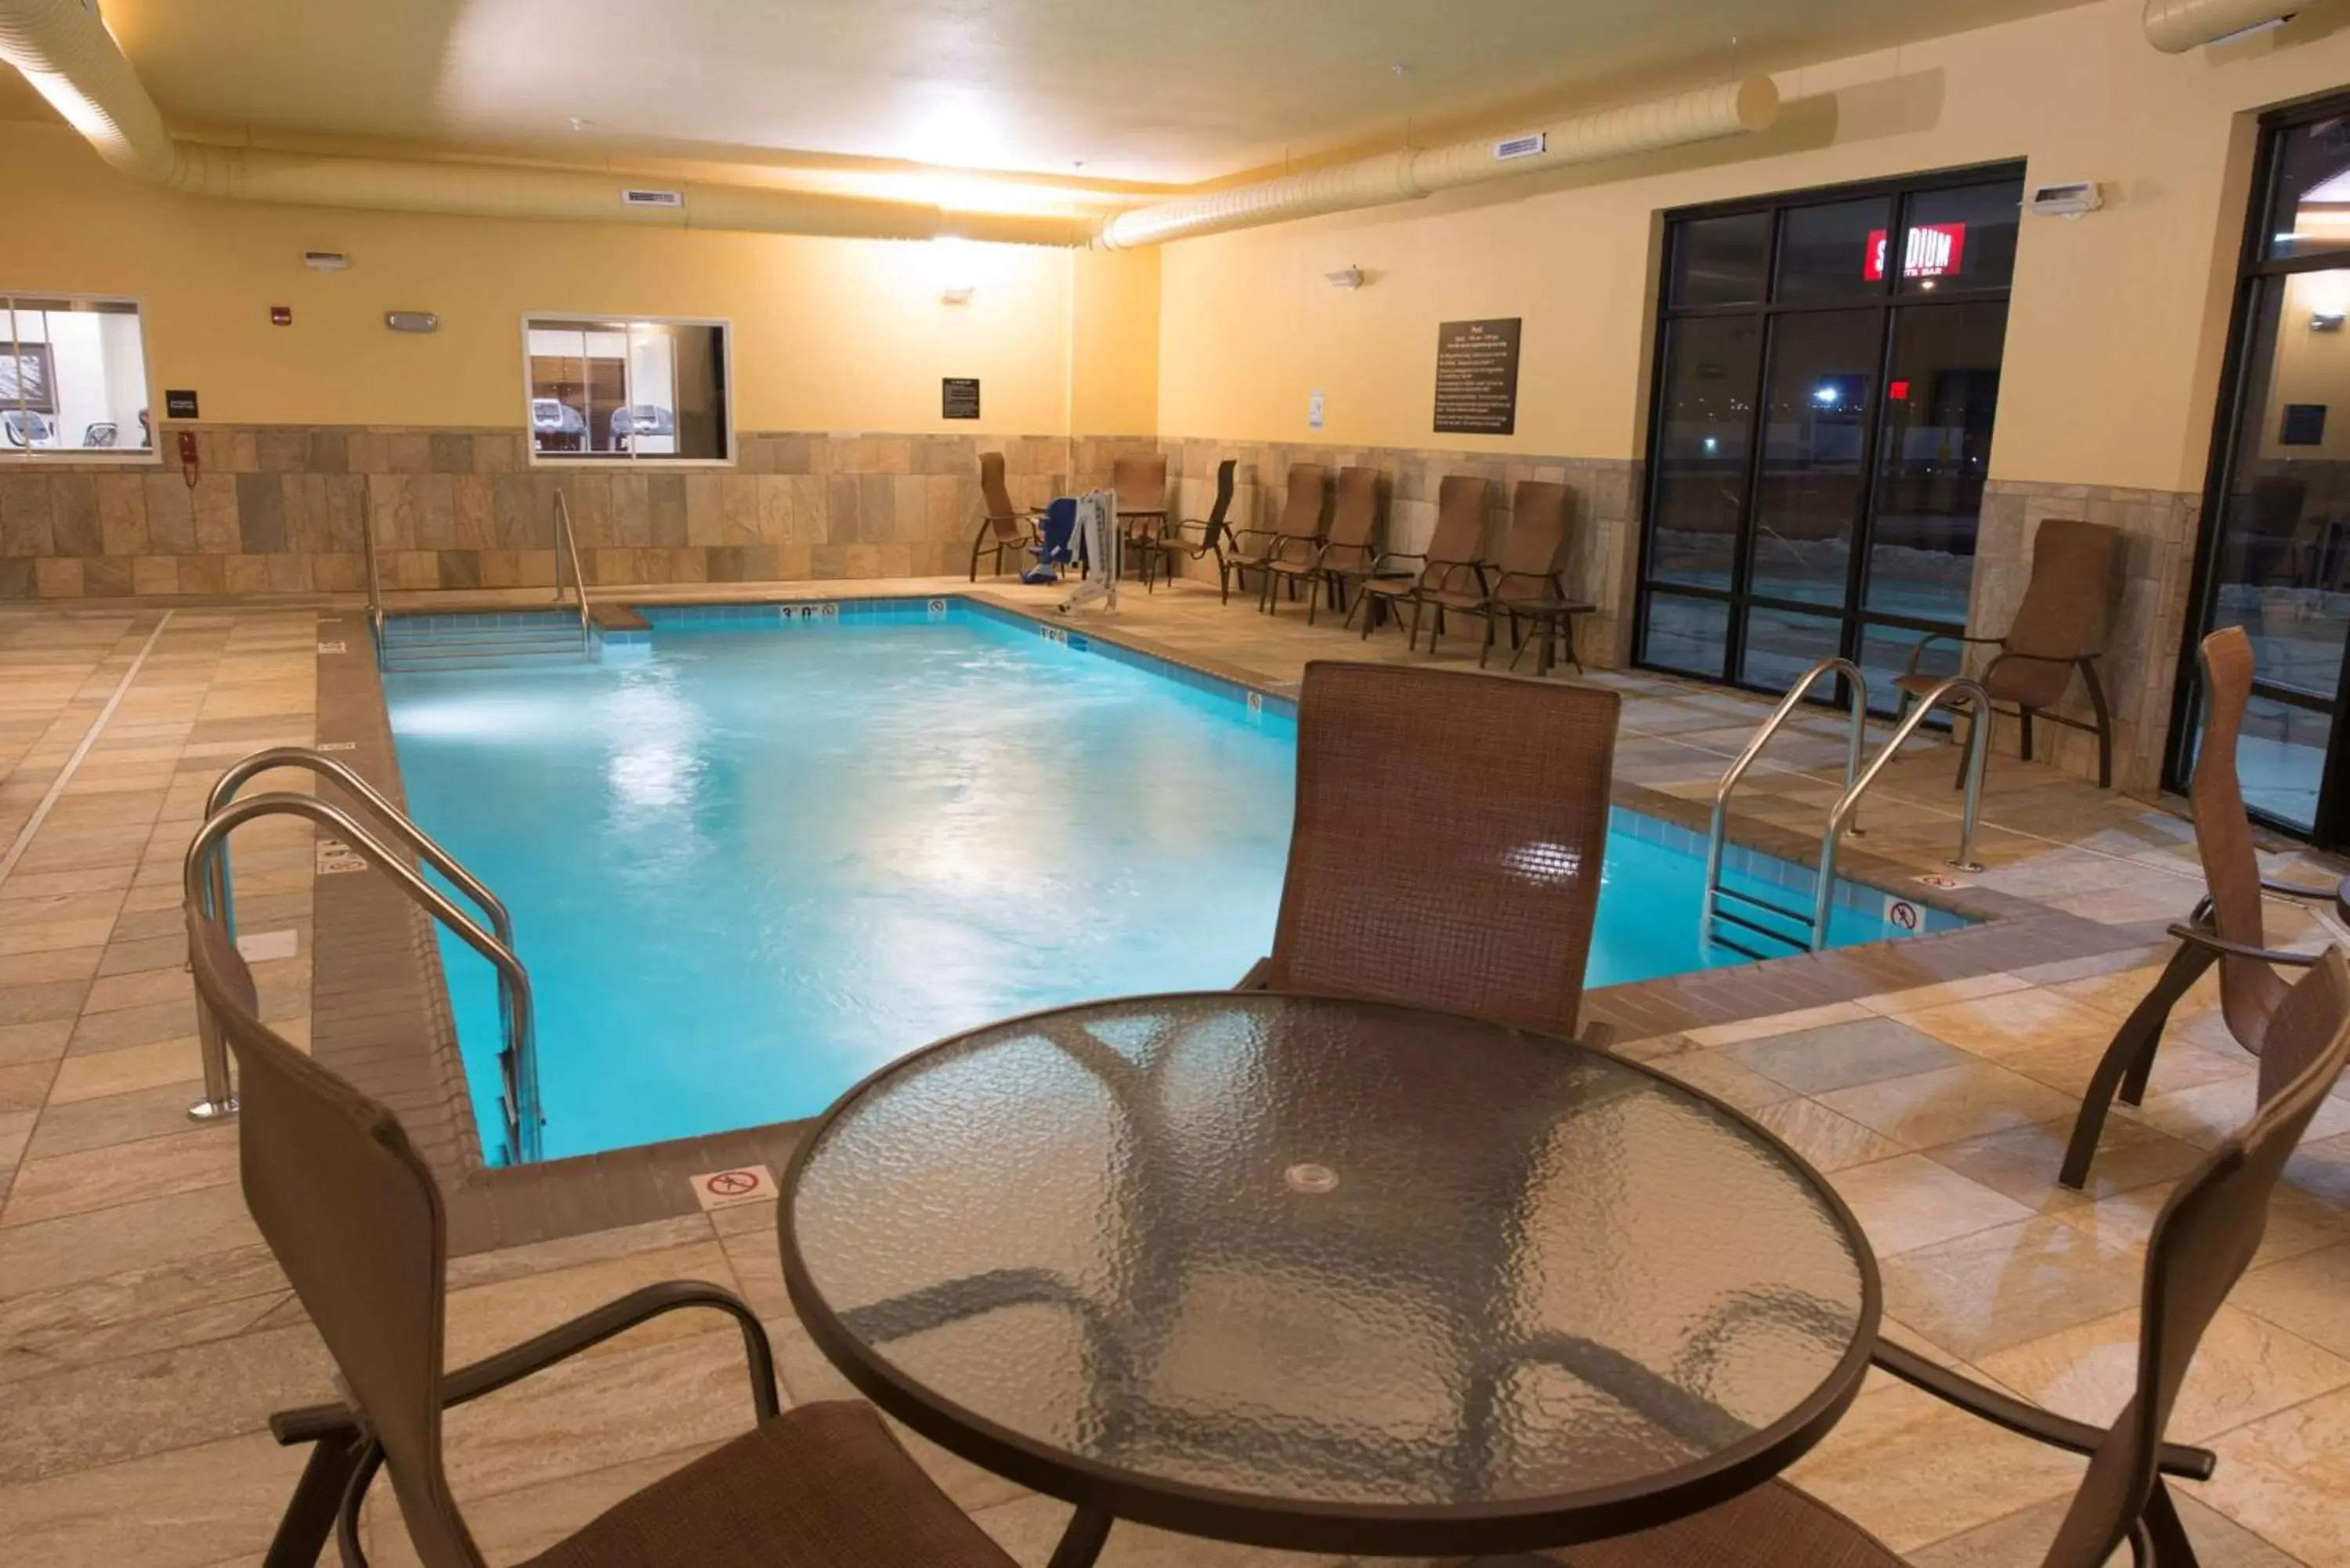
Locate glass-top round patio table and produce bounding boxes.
[779,992,1880,1563]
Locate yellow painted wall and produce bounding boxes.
[1155,0,2350,494]
[0,122,1158,438]
[1069,246,1161,436]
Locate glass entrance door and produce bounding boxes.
[1637,167,2024,712]
[2172,100,2350,841]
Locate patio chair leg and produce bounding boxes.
[262,1430,364,1568]
[2082,658,2116,789]
[1953,705,1983,789]
[1478,614,1495,669]
[1306,575,1321,626]
[1047,1507,1115,1568]
[2019,707,2035,763]
[1408,596,1426,652]
[2143,1481,2203,1568]
[2058,938,2217,1190]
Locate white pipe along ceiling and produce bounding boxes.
[1,0,1784,248]
[2141,0,2300,52]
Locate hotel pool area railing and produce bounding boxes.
[362,486,387,670]
[1705,660,1991,955]
[185,750,544,1165]
[1703,656,1869,954]
[552,491,591,651]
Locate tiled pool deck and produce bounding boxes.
[3,576,2348,1566]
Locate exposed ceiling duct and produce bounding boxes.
[3,0,1781,250]
[0,0,1092,245]
[1095,78,1781,250]
[2142,0,2298,52]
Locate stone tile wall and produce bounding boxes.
[1157,437,1643,666]
[1970,479,2201,794]
[0,425,1129,600]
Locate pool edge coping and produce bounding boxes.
[320,587,2166,1255]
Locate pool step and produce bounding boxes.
[379,617,591,671]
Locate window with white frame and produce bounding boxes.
[2,297,152,454]
[525,316,730,461]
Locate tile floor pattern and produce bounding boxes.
[2,580,2349,1566]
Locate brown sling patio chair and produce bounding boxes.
[185,905,1017,1568]
[2057,624,2342,1190]
[968,450,1043,581]
[1414,480,1584,670]
[1132,457,1236,593]
[1240,660,1621,1046]
[1110,453,1169,573]
[1896,517,2120,787]
[1222,462,1329,605]
[1260,464,1387,622]
[1536,945,2350,1568]
[1358,473,1491,645]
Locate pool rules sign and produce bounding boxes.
[1433,318,1522,436]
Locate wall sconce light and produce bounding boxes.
[935,237,978,305]
[2315,311,2345,331]
[1324,266,1368,290]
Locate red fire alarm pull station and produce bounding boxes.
[269,305,291,325]
[177,431,200,490]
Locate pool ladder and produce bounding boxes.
[185,746,544,1165]
[1702,658,1990,958]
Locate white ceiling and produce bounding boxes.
[47,0,2091,186]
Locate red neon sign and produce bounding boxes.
[1889,380,1911,401]
[1866,222,1967,280]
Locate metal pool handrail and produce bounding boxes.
[183,792,544,1165]
[201,746,514,949]
[552,490,591,648]
[362,485,387,669]
[1703,657,1868,949]
[1809,674,1992,943]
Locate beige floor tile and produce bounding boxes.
[1830,1154,2037,1257]
[2204,1385,2350,1567]
[2054,1176,2350,1270]
[1784,1378,2083,1555]
[1726,1017,1971,1096]
[1908,1490,2298,1567]
[0,919,116,959]
[2232,1242,2350,1362]
[1922,1115,2204,1215]
[0,1182,262,1301]
[1853,974,2034,1017]
[0,1429,309,1568]
[44,1035,203,1104]
[0,1125,241,1228]
[1979,1305,2350,1443]
[0,945,104,988]
[1642,1046,1799,1112]
[1821,1063,2080,1151]
[2138,1075,2350,1151]
[1748,1097,1905,1172]
[1882,1215,2146,1360]
[1893,988,2121,1060]
[441,1238,740,1366]
[1681,1001,1875,1049]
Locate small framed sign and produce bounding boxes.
[2281,403,2327,446]
[164,388,200,419]
[942,377,981,419]
[1433,319,1522,436]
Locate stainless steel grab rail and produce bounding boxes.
[1702,656,1868,948]
[552,490,591,649]
[183,789,544,1164]
[361,486,387,669]
[1808,675,1991,944]
[201,747,514,949]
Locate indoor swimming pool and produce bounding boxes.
[381,600,1963,1158]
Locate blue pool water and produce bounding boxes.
[383,602,1960,1159]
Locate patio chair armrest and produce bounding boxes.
[1871,1341,2216,1480]
[2260,875,2341,903]
[1900,630,2001,676]
[2167,923,2323,967]
[442,1279,782,1418]
[1234,956,1273,991]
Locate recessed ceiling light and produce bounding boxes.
[568,116,594,132]
[1391,63,1411,78]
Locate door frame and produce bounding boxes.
[1633,159,2029,705]
[2166,91,2350,845]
